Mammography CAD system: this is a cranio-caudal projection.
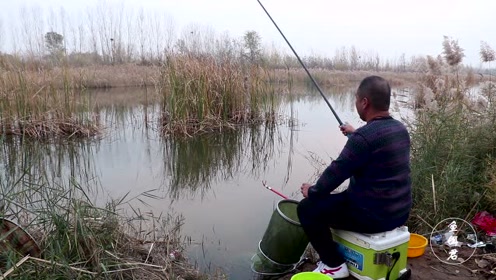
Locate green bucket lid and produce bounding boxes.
[290,272,333,280]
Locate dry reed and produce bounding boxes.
[271,68,419,88]
[408,38,496,234]
[158,55,277,136]
[442,36,465,67]
[0,69,100,140]
[480,41,496,63]
[0,63,160,89]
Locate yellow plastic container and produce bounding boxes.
[291,272,333,280]
[407,233,428,258]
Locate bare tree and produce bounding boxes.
[137,8,147,63]
[333,47,348,70]
[0,19,3,53]
[78,24,86,53]
[202,25,216,55]
[124,8,136,62]
[86,7,99,57]
[19,6,35,56]
[349,46,359,70]
[112,2,125,64]
[47,8,58,34]
[180,23,204,57]
[374,53,380,71]
[267,43,282,67]
[163,15,176,54]
[95,1,113,63]
[399,53,406,72]
[32,7,45,57]
[59,7,68,57]
[10,24,20,55]
[68,19,78,55]
[16,6,45,57]
[149,11,163,61]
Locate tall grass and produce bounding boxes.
[407,38,496,233]
[158,55,277,136]
[0,145,217,279]
[0,69,99,139]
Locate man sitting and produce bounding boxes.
[298,76,412,279]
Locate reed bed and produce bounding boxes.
[271,68,453,89]
[158,55,278,137]
[0,69,100,139]
[407,39,496,233]
[45,64,160,89]
[0,61,160,90]
[0,55,451,91]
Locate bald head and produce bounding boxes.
[357,76,391,111]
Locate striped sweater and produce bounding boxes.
[308,116,412,220]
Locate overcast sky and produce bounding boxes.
[1,0,495,66]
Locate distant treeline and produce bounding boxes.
[0,5,493,74]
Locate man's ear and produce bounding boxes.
[362,97,370,109]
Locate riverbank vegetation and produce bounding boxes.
[0,37,485,139]
[2,4,496,278]
[1,5,492,138]
[408,37,496,234]
[0,70,100,139]
[0,155,223,279]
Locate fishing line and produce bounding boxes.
[256,0,344,126]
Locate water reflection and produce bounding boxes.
[162,122,282,200]
[0,83,404,204]
[0,137,99,191]
[0,87,291,201]
[0,136,101,227]
[0,84,374,279]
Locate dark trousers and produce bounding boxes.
[297,191,407,267]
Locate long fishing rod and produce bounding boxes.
[262,181,288,199]
[256,0,344,126]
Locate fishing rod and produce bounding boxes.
[256,0,344,126]
[262,181,288,199]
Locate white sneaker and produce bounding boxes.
[312,261,350,279]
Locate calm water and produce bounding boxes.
[0,86,411,279]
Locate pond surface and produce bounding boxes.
[0,85,411,279]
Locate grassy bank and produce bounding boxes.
[0,168,222,279]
